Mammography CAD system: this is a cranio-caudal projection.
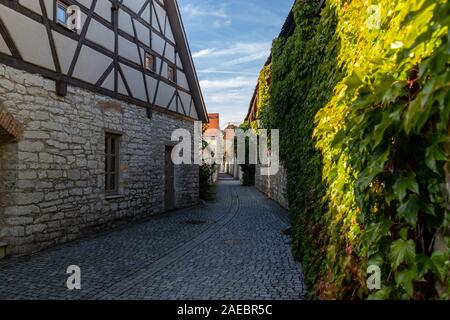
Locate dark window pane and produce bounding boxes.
[105,156,110,173]
[110,138,115,154]
[105,173,109,191]
[110,156,115,172]
[110,174,116,191]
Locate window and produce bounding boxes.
[105,133,120,194]
[56,0,77,31]
[167,65,176,83]
[144,52,155,72]
[56,1,68,26]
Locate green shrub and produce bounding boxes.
[199,163,217,201]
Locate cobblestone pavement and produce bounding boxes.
[0,175,306,300]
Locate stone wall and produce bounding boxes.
[0,64,199,256]
[255,162,289,209]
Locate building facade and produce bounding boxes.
[222,124,241,181]
[0,0,208,256]
[203,113,220,183]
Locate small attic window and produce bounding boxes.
[56,0,78,31]
[56,1,69,26]
[144,53,155,72]
[168,65,176,83]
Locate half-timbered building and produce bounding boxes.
[0,0,208,256]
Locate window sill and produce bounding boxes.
[105,194,125,200]
[56,21,76,32]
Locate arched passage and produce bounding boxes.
[0,102,22,257]
[0,102,22,143]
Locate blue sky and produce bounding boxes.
[178,0,294,127]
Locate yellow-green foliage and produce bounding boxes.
[261,0,449,299]
[257,64,272,118]
[251,64,272,132]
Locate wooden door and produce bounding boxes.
[165,146,175,211]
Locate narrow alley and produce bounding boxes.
[0,175,305,300]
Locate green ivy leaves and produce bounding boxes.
[398,196,421,227]
[392,173,419,202]
[260,0,449,299]
[425,141,449,174]
[429,251,449,282]
[395,268,417,298]
[389,239,416,270]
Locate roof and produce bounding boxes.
[204,113,220,136]
[165,0,209,123]
[279,9,295,38]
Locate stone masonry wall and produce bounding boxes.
[255,162,289,210]
[0,64,199,256]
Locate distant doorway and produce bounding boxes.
[164,146,175,211]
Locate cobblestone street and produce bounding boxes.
[0,175,306,300]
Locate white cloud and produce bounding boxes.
[222,51,270,67]
[207,91,252,104]
[192,49,216,59]
[212,19,232,29]
[198,69,257,76]
[204,90,252,125]
[183,4,229,18]
[193,42,270,60]
[200,76,257,125]
[200,77,256,90]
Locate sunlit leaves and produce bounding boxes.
[263,0,449,300]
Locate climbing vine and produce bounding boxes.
[251,64,272,132]
[260,0,449,299]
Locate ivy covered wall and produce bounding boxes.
[260,0,449,299]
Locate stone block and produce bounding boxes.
[19,141,44,152]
